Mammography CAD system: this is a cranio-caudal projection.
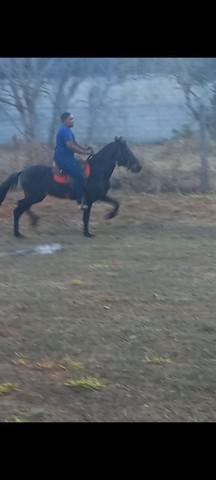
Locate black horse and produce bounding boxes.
[0,136,142,238]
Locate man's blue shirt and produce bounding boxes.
[54,126,76,163]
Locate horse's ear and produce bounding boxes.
[115,136,124,142]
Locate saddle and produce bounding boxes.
[52,161,91,185]
[52,164,71,185]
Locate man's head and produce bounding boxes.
[61,112,74,128]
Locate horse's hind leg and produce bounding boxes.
[26,208,40,227]
[14,198,31,238]
[14,195,45,238]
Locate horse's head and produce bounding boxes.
[114,137,142,173]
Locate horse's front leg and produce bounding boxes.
[103,195,120,220]
[83,202,94,238]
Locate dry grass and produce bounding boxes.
[1,135,216,195]
[111,136,216,194]
[64,377,106,391]
[0,383,18,395]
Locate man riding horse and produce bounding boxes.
[54,112,93,209]
[0,118,142,238]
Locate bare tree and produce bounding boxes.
[0,58,55,143]
[0,58,93,151]
[46,59,88,148]
[86,61,119,143]
[172,59,212,193]
[86,59,139,143]
[48,58,156,145]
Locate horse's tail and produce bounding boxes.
[0,171,22,205]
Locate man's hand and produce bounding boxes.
[86,146,94,155]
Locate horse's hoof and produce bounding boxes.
[84,232,95,238]
[105,212,115,220]
[15,233,26,239]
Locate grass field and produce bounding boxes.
[0,191,216,421]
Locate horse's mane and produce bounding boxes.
[89,141,115,165]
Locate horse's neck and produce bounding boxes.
[103,159,116,180]
[91,144,116,180]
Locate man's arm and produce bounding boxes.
[66,140,92,155]
[74,140,94,155]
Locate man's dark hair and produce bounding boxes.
[61,112,71,122]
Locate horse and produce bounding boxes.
[0,136,142,238]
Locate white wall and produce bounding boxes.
[0,75,197,144]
